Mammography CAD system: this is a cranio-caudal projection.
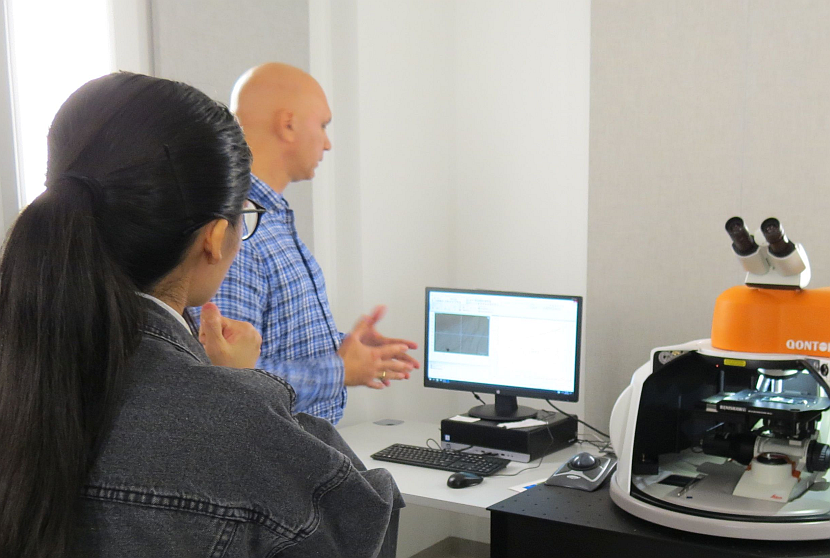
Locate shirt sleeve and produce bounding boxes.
[262,356,345,415]
[209,241,346,414]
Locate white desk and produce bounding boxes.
[338,420,590,519]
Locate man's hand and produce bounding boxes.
[339,310,418,389]
[357,306,420,376]
[199,302,262,369]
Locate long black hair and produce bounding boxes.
[0,72,251,558]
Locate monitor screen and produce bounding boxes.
[424,287,582,420]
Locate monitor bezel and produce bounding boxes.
[423,287,582,403]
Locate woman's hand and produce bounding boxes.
[198,302,262,369]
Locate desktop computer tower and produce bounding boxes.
[440,413,578,463]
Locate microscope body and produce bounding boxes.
[609,216,830,540]
[609,341,830,540]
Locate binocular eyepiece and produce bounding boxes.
[725,216,809,286]
[725,217,759,256]
[760,218,796,258]
[725,216,796,258]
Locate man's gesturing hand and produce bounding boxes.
[339,310,417,389]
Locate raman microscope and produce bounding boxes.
[609,217,830,540]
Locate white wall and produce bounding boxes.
[150,0,316,248]
[587,0,830,430]
[339,0,459,426]
[451,0,591,421]
[323,4,590,552]
[111,0,153,75]
[334,1,591,430]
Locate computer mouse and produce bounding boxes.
[568,452,599,471]
[447,471,484,489]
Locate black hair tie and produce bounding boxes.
[59,172,105,206]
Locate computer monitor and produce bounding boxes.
[424,287,582,421]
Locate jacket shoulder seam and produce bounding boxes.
[140,326,202,361]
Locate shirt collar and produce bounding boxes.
[249,174,290,213]
[138,297,210,364]
[137,292,191,334]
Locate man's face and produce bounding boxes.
[292,92,332,181]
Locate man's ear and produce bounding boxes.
[274,109,295,142]
[203,219,230,264]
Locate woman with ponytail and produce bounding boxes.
[0,73,402,558]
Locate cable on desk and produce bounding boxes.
[491,411,559,477]
[491,456,546,477]
[577,437,613,454]
[546,399,610,439]
[425,437,472,453]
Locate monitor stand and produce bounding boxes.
[468,394,538,422]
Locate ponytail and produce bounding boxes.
[0,178,141,557]
[0,71,250,558]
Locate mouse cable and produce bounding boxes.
[546,400,610,439]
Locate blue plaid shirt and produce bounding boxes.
[192,174,347,423]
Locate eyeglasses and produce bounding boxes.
[240,198,266,240]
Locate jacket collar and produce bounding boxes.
[139,298,210,365]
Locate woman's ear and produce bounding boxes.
[202,219,230,264]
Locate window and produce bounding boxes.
[6,0,114,205]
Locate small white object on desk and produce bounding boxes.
[497,418,547,429]
[510,478,549,493]
[447,415,481,423]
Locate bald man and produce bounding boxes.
[195,63,417,424]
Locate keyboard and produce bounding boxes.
[370,443,510,476]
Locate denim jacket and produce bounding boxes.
[72,300,403,557]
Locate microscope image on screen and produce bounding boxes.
[434,313,490,356]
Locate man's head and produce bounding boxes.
[231,63,331,192]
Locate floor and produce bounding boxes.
[409,537,490,558]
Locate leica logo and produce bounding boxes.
[786,339,830,352]
[719,405,746,412]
